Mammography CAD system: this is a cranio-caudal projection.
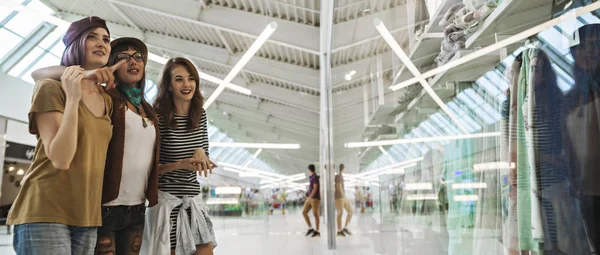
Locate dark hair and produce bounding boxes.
[339,164,345,171]
[153,57,204,130]
[308,164,316,172]
[110,44,147,92]
[61,28,97,66]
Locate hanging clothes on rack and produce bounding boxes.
[516,45,544,252]
[528,47,593,254]
[564,23,600,253]
[503,53,521,255]
[499,87,512,255]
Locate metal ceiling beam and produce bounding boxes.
[195,5,320,54]
[201,88,304,122]
[209,113,319,147]
[331,4,409,50]
[257,100,320,126]
[209,122,319,159]
[214,102,319,130]
[142,32,320,89]
[332,103,364,122]
[332,81,398,112]
[330,52,395,85]
[108,0,320,54]
[57,12,320,89]
[261,151,316,169]
[201,86,320,127]
[198,69,320,113]
[245,82,320,113]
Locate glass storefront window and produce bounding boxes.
[332,2,600,254]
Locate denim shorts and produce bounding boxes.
[95,204,145,254]
[13,223,97,255]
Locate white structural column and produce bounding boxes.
[320,0,336,249]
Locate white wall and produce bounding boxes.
[0,72,33,123]
[0,73,38,146]
[6,120,36,146]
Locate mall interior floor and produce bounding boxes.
[0,209,502,255]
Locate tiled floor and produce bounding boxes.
[0,209,503,254]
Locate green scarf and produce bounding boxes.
[117,84,143,113]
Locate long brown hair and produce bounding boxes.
[153,57,204,130]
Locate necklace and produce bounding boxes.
[129,102,148,128]
[117,84,148,128]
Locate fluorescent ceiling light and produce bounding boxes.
[8,166,14,171]
[382,168,406,175]
[371,163,418,177]
[454,195,479,202]
[210,142,300,149]
[347,181,380,187]
[389,2,600,90]
[17,169,25,175]
[242,148,263,168]
[219,162,281,179]
[344,74,352,81]
[261,182,306,190]
[222,167,244,174]
[215,186,242,195]
[378,146,389,155]
[239,172,260,178]
[404,182,433,191]
[147,52,251,95]
[147,53,168,64]
[452,183,488,190]
[378,145,397,163]
[345,132,500,148]
[357,157,424,178]
[259,174,305,185]
[349,70,356,76]
[473,161,515,171]
[197,70,252,95]
[252,149,263,159]
[204,22,278,109]
[374,18,468,134]
[207,198,239,205]
[406,194,438,201]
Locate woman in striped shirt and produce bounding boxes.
[146,57,217,255]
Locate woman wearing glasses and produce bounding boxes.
[31,37,177,255]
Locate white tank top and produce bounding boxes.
[104,109,156,206]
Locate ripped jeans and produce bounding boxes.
[95,204,145,255]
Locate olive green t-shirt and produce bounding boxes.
[7,79,113,227]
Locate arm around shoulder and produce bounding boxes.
[31,66,67,82]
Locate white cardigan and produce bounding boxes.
[141,191,217,255]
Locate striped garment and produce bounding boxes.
[157,113,209,249]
